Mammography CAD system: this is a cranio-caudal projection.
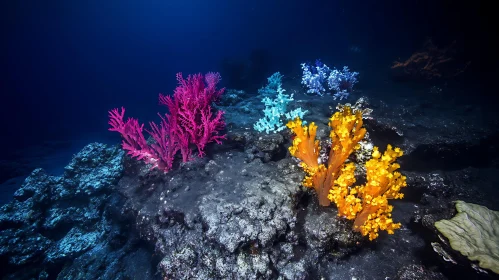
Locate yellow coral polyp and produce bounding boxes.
[287,106,407,240]
[349,146,407,240]
[329,143,407,240]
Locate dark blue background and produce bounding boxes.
[1,0,484,154]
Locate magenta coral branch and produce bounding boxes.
[159,72,226,160]
[196,107,225,156]
[108,107,167,170]
[145,114,178,171]
[109,72,226,172]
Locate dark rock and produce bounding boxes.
[0,143,160,280]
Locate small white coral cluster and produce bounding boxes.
[301,61,359,99]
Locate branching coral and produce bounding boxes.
[301,61,359,99]
[287,106,407,240]
[109,72,226,172]
[287,106,366,206]
[391,39,470,80]
[330,145,407,240]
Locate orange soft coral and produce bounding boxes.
[352,145,407,240]
[329,145,407,240]
[287,106,366,206]
[288,106,407,240]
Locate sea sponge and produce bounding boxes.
[435,201,499,274]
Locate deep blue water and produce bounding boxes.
[0,1,496,278]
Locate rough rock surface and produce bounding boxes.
[1,85,498,279]
[0,143,159,280]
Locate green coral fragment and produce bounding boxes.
[434,200,499,274]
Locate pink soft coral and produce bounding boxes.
[108,72,226,172]
[159,72,225,161]
[108,107,178,171]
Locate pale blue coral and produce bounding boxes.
[285,108,308,121]
[258,72,284,96]
[301,62,359,99]
[327,66,359,100]
[300,63,329,96]
[332,90,349,100]
[254,83,308,134]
